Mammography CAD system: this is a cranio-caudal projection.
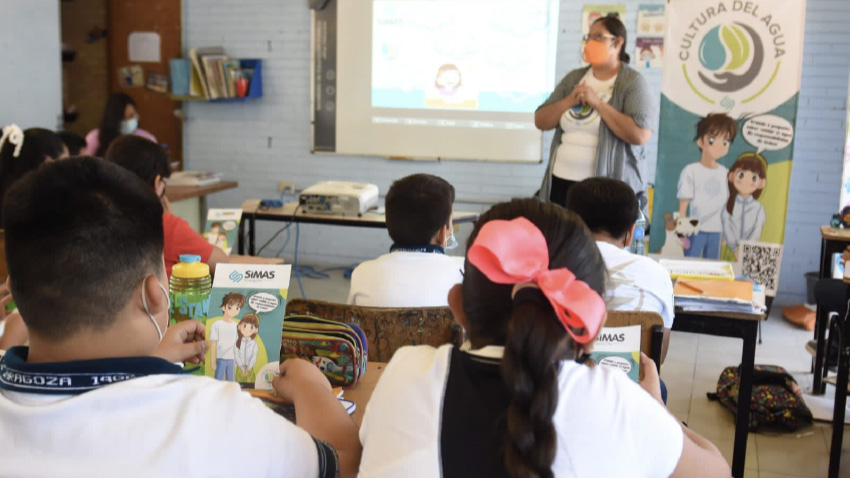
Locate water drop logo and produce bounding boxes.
[229,270,244,283]
[696,22,763,93]
[567,102,595,122]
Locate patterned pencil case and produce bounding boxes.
[281,315,368,387]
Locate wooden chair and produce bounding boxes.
[605,310,664,373]
[284,298,464,362]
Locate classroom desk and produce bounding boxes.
[229,254,285,265]
[237,200,480,256]
[814,226,850,394]
[672,307,765,478]
[344,361,386,427]
[165,181,239,232]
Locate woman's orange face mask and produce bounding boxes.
[584,39,611,65]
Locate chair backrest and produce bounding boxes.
[284,298,463,362]
[605,310,664,371]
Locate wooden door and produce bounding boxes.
[108,0,182,166]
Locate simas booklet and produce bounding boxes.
[204,263,291,386]
[588,325,641,382]
[204,208,242,255]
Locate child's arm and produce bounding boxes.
[677,167,694,219]
[678,199,690,221]
[207,247,229,280]
[247,342,257,369]
[721,209,737,252]
[274,359,361,478]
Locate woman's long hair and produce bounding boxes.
[96,93,136,157]
[462,198,607,478]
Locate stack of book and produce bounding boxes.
[188,47,254,100]
[673,279,765,314]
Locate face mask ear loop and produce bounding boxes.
[142,284,164,342]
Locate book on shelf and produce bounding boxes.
[168,171,223,186]
[204,208,243,255]
[658,259,736,281]
[187,48,210,99]
[588,325,641,382]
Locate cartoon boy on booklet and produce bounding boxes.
[209,292,245,381]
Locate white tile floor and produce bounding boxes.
[288,265,849,477]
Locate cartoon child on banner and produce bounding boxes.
[209,292,245,381]
[721,152,767,261]
[235,313,260,382]
[206,222,222,246]
[677,113,738,259]
[434,63,462,98]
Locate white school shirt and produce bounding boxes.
[552,69,617,181]
[0,373,331,478]
[210,319,238,360]
[358,344,684,478]
[348,252,464,307]
[677,162,729,233]
[597,241,675,328]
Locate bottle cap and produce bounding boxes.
[172,255,210,279]
[633,227,645,240]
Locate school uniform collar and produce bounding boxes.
[389,244,445,254]
[736,195,756,205]
[0,346,184,395]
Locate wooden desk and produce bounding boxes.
[814,227,850,394]
[229,254,285,265]
[165,181,239,232]
[672,306,765,478]
[344,361,386,427]
[237,200,480,256]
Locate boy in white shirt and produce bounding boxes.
[0,158,360,478]
[567,177,675,365]
[677,113,738,259]
[348,174,464,307]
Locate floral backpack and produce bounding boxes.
[707,364,813,432]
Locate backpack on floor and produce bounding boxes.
[707,364,813,432]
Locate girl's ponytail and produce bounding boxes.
[502,294,566,478]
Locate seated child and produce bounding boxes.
[348,173,463,307]
[0,157,360,477]
[357,198,729,478]
[566,177,674,363]
[58,131,87,156]
[105,135,228,279]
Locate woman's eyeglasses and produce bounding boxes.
[582,33,616,43]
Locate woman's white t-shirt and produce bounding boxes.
[553,69,617,181]
[358,344,684,478]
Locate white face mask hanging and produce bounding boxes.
[141,282,170,342]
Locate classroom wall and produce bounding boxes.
[0,1,62,130]
[184,0,849,304]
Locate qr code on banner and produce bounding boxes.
[739,241,783,296]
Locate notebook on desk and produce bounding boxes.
[674,279,761,313]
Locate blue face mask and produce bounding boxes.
[445,232,458,250]
[120,117,139,135]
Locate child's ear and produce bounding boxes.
[447,283,468,330]
[758,178,767,190]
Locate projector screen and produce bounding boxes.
[312,0,561,162]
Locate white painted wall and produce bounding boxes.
[0,0,62,129]
[184,0,849,305]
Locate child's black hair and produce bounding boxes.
[461,198,606,478]
[0,127,65,222]
[57,131,87,156]
[385,173,455,246]
[3,157,164,340]
[96,92,136,157]
[105,135,171,189]
[566,177,639,240]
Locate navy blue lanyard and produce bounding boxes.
[389,244,445,254]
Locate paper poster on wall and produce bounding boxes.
[581,4,627,66]
[128,31,161,63]
[118,65,144,88]
[649,0,807,267]
[635,4,665,69]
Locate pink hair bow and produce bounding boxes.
[467,217,605,344]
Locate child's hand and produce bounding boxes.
[638,352,664,405]
[0,283,13,321]
[154,320,207,364]
[272,358,332,403]
[842,245,850,265]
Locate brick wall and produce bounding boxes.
[183,0,849,304]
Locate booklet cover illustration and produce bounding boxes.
[589,325,641,382]
[204,208,242,255]
[204,263,291,384]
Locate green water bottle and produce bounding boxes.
[169,254,211,326]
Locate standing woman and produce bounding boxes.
[85,93,157,157]
[535,14,656,207]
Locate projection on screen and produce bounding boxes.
[312,0,560,162]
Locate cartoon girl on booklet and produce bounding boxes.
[235,313,260,382]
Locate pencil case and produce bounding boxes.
[281,315,368,387]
